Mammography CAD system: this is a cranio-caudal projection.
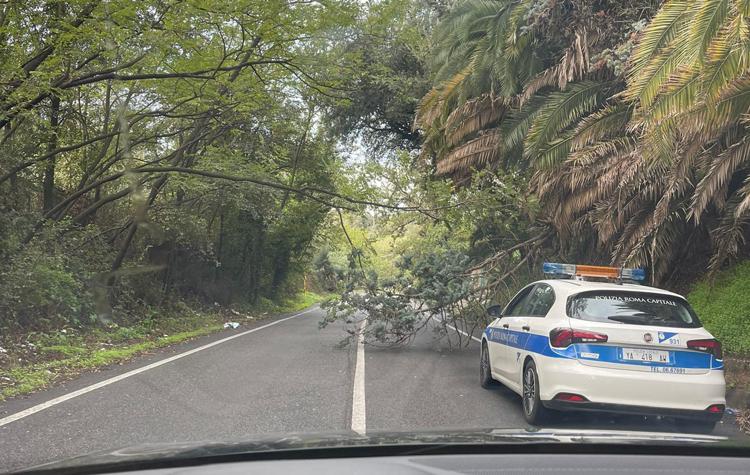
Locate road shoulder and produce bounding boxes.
[0,306,320,419]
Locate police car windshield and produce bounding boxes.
[568,291,701,328]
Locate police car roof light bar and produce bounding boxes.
[542,262,646,282]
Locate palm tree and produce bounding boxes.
[418,0,750,282]
[415,0,639,178]
[550,0,750,277]
[414,0,540,179]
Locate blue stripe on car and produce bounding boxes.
[484,328,723,370]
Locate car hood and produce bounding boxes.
[18,427,745,474]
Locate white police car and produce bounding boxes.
[479,263,726,433]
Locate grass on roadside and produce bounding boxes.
[251,291,336,315]
[0,291,334,402]
[687,262,750,430]
[1,325,221,401]
[688,260,750,355]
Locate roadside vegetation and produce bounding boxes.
[0,0,364,398]
[690,261,750,356]
[1,0,750,417]
[689,262,750,414]
[0,291,330,401]
[323,0,750,355]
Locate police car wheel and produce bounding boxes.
[522,360,549,425]
[675,418,717,434]
[480,342,497,388]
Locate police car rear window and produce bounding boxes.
[567,291,701,328]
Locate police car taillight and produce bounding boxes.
[687,338,723,360]
[549,328,608,348]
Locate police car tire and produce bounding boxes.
[480,342,497,389]
[522,360,549,425]
[675,418,717,434]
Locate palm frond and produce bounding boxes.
[649,217,688,281]
[702,24,746,99]
[690,135,750,220]
[571,103,632,151]
[497,96,545,155]
[524,81,610,169]
[568,137,639,166]
[627,0,691,80]
[436,129,501,176]
[732,173,750,217]
[520,29,591,105]
[414,85,445,131]
[596,191,648,244]
[625,36,696,108]
[643,65,702,125]
[520,67,560,105]
[534,132,575,171]
[414,59,477,130]
[696,74,750,130]
[663,56,750,148]
[708,193,750,272]
[614,205,658,265]
[444,94,508,147]
[651,150,696,231]
[690,0,730,57]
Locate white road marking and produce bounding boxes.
[0,308,317,428]
[350,318,367,435]
[445,323,482,343]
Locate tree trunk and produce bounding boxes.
[279,106,314,212]
[42,95,60,211]
[214,208,225,283]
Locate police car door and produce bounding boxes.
[491,284,536,382]
[506,283,556,384]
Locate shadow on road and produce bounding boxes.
[483,385,742,436]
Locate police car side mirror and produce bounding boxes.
[486,304,503,318]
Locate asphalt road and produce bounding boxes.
[0,306,746,472]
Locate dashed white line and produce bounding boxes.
[350,318,367,435]
[0,307,317,428]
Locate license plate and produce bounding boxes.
[621,347,670,363]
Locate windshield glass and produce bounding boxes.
[2,0,750,472]
[568,292,701,328]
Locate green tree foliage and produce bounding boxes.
[320,158,546,346]
[6,0,750,353]
[0,0,369,330]
[323,0,444,150]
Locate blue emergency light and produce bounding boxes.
[543,262,646,282]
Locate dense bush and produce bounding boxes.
[688,261,750,355]
[0,217,110,330]
[1,253,84,329]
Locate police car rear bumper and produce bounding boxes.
[542,400,725,421]
[535,356,726,413]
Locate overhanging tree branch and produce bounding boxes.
[127,166,456,213]
[0,130,119,186]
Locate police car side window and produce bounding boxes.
[506,286,535,316]
[526,284,555,317]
